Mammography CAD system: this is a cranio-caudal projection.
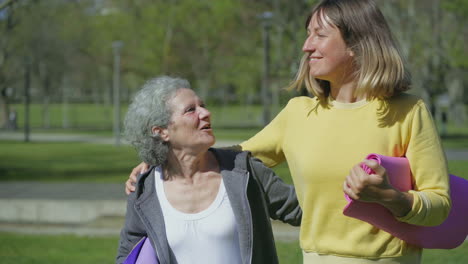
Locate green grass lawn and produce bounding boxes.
[440,124,468,149]
[0,233,118,264]
[276,240,303,263]
[276,240,468,263]
[0,141,466,183]
[0,141,297,183]
[448,161,468,179]
[11,103,120,129]
[422,243,468,264]
[442,135,468,149]
[10,103,272,130]
[0,141,139,182]
[0,232,466,263]
[8,103,468,148]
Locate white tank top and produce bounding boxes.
[154,167,242,264]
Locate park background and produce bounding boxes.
[0,0,467,263]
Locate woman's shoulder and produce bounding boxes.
[288,95,318,105]
[375,93,430,126]
[212,148,264,170]
[381,92,428,114]
[210,148,242,170]
[132,166,157,200]
[284,95,320,112]
[387,92,426,107]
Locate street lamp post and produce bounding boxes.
[112,41,123,146]
[259,11,273,126]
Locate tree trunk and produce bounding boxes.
[42,75,51,129]
[0,91,10,129]
[42,95,50,129]
[61,75,70,129]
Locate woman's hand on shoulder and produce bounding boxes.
[125,162,150,195]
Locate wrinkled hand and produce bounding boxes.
[343,159,393,203]
[125,162,150,195]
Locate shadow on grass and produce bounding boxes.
[0,141,139,183]
[441,134,468,149]
[0,167,128,182]
[441,134,468,140]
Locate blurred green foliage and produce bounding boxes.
[0,0,310,106]
[1,0,466,111]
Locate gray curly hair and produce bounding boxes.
[124,76,190,166]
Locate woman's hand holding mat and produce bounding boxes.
[343,153,468,249]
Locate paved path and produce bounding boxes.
[445,149,468,161]
[0,181,126,200]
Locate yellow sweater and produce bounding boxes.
[240,94,450,259]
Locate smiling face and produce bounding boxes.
[154,88,215,152]
[302,11,355,84]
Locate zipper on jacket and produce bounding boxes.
[148,230,162,263]
[136,204,162,263]
[244,171,253,264]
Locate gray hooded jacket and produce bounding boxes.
[116,149,302,264]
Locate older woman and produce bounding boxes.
[116,76,301,264]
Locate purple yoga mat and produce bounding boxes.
[343,153,468,249]
[123,237,159,264]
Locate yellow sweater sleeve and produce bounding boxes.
[397,100,451,226]
[240,99,291,167]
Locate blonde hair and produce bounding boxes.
[288,0,411,103]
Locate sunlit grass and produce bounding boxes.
[10,103,273,130]
[0,141,138,182]
[9,103,467,148]
[0,141,466,183]
[0,232,118,264]
[0,232,466,264]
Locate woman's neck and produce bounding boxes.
[164,149,217,181]
[329,78,364,103]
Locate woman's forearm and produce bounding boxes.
[377,189,413,218]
